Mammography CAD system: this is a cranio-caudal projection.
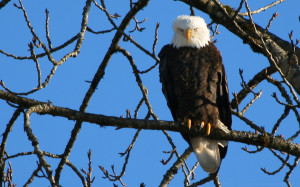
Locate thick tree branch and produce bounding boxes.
[1,89,300,157]
[0,0,10,10]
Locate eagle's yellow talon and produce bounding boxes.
[207,123,211,135]
[187,119,192,129]
[200,121,205,128]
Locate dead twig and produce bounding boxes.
[24,162,43,187]
[3,161,16,187]
[239,0,286,16]
[81,149,95,187]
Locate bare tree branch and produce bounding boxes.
[0,108,22,184]
[239,0,286,16]
[0,0,11,10]
[54,0,149,184]
[24,104,56,186]
[0,89,299,157]
[159,147,193,187]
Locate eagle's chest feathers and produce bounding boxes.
[167,46,221,123]
[171,47,217,94]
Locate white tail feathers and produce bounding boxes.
[190,137,223,173]
[190,120,229,173]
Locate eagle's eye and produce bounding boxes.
[178,28,184,32]
[194,28,198,31]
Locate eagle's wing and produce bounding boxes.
[159,45,180,121]
[216,64,232,159]
[159,45,196,146]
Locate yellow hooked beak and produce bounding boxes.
[186,29,192,43]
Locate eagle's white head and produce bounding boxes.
[171,15,210,49]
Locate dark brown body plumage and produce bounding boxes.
[159,42,232,160]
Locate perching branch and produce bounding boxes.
[1,89,300,157]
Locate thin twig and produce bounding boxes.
[265,12,279,33]
[184,162,199,186]
[241,90,263,114]
[261,153,290,175]
[152,22,160,55]
[242,145,264,154]
[159,147,193,187]
[239,0,286,16]
[66,160,87,187]
[188,173,216,187]
[4,151,61,161]
[231,66,276,109]
[45,9,52,50]
[189,5,195,16]
[0,108,22,185]
[129,17,147,33]
[284,157,299,186]
[231,109,265,133]
[28,42,42,88]
[16,0,57,65]
[87,27,115,34]
[115,46,156,118]
[134,98,144,119]
[81,149,95,187]
[0,34,79,60]
[271,107,290,135]
[232,0,244,21]
[3,161,16,187]
[24,162,43,187]
[161,148,177,165]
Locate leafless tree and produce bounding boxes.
[0,0,299,186]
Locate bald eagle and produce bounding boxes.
[159,15,232,173]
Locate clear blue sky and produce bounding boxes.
[0,0,299,186]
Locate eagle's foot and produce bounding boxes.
[200,121,205,128]
[207,122,211,135]
[197,121,211,135]
[186,119,212,135]
[200,121,211,135]
[187,119,192,129]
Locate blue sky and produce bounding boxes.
[0,0,299,186]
